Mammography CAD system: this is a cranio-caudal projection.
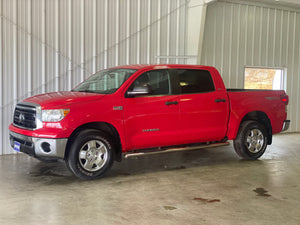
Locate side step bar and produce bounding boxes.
[124,142,230,158]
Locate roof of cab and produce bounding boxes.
[110,64,214,71]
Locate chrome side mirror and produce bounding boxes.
[126,84,151,97]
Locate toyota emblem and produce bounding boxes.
[18,113,25,122]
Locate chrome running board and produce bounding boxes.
[124,142,230,158]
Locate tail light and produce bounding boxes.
[280,94,289,113]
[280,94,289,105]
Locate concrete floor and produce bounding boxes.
[0,133,300,225]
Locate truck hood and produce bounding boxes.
[24,91,105,109]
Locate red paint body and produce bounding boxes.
[9,64,288,153]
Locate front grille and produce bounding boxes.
[13,103,37,129]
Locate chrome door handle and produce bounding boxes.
[165,101,178,105]
[215,99,226,103]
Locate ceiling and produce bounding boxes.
[273,0,300,4]
[214,0,300,8]
[247,0,300,8]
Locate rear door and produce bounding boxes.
[123,69,180,150]
[173,69,229,143]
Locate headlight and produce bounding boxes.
[42,109,70,122]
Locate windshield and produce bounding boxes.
[72,68,137,94]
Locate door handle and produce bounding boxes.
[215,99,226,103]
[165,101,178,106]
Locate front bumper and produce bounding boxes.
[282,120,290,132]
[9,131,67,159]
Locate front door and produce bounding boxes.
[123,69,180,150]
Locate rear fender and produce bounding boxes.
[228,111,272,145]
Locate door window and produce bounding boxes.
[174,69,215,94]
[128,70,171,95]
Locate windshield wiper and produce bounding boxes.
[72,90,100,93]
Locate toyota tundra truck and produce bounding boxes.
[9,64,290,179]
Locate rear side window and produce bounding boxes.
[175,69,215,94]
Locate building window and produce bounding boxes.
[244,68,285,90]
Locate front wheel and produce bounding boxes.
[66,129,114,179]
[233,121,268,159]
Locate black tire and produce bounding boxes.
[233,120,268,159]
[66,129,114,180]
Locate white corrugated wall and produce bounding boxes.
[0,0,189,155]
[201,0,300,132]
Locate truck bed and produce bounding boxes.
[227,88,280,92]
[226,89,287,138]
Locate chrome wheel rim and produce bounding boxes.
[246,129,264,153]
[79,140,108,172]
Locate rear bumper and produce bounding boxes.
[9,131,67,159]
[282,120,290,132]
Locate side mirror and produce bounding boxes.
[126,84,151,97]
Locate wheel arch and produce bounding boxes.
[65,122,122,162]
[239,111,272,145]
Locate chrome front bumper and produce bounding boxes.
[282,120,290,132]
[9,131,67,159]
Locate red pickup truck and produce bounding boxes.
[9,64,289,179]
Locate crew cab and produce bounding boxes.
[9,64,290,179]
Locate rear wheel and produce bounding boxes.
[66,129,114,179]
[233,121,268,159]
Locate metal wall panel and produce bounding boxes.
[201,0,300,132]
[0,0,188,155]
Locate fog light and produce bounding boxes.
[41,142,51,153]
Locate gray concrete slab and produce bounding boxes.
[0,133,299,225]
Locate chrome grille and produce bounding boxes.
[13,103,38,129]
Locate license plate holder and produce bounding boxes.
[14,141,21,152]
